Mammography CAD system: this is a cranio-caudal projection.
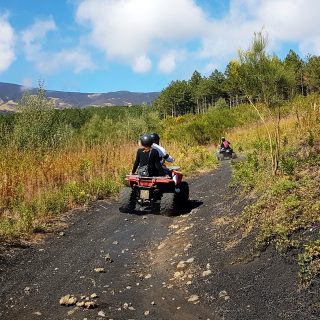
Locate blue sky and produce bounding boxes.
[0,0,319,93]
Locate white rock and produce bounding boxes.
[76,301,85,307]
[218,290,230,300]
[202,270,212,277]
[174,271,183,278]
[144,310,150,315]
[187,295,199,303]
[85,301,97,309]
[218,290,228,298]
[157,243,166,250]
[177,261,187,269]
[98,311,106,317]
[59,294,77,306]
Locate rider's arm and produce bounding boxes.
[163,154,174,163]
[152,143,174,162]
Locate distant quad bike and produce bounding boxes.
[216,147,237,161]
[118,166,189,216]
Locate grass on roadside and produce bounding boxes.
[0,141,217,241]
[228,94,320,284]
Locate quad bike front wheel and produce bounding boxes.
[119,187,136,213]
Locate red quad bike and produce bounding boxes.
[118,166,189,216]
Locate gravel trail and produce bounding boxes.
[0,162,318,320]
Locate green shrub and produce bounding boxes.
[12,88,73,150]
[298,241,320,283]
[283,195,300,211]
[214,98,229,109]
[279,156,296,175]
[270,178,297,195]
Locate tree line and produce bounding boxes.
[154,32,320,117]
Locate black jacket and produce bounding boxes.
[132,148,164,176]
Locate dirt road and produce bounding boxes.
[0,163,319,320]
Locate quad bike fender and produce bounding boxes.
[172,170,183,185]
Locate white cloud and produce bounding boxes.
[21,78,33,91]
[0,14,15,73]
[21,17,95,74]
[252,0,320,55]
[254,0,320,41]
[76,0,320,74]
[37,49,96,74]
[157,51,185,74]
[196,0,320,67]
[76,0,207,73]
[21,17,57,62]
[132,55,152,73]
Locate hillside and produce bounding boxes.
[0,82,160,111]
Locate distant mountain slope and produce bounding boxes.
[0,82,160,110]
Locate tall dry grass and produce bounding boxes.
[0,139,217,239]
[0,142,135,237]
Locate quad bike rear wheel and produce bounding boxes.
[176,181,189,204]
[119,187,136,213]
[160,193,177,216]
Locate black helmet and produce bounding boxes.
[221,137,225,141]
[150,132,160,144]
[140,134,153,147]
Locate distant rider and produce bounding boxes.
[220,137,231,151]
[132,134,164,177]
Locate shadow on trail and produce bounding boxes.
[126,199,203,217]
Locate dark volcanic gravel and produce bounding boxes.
[0,162,319,320]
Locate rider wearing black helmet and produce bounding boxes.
[132,134,164,177]
[150,132,174,163]
[150,133,160,144]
